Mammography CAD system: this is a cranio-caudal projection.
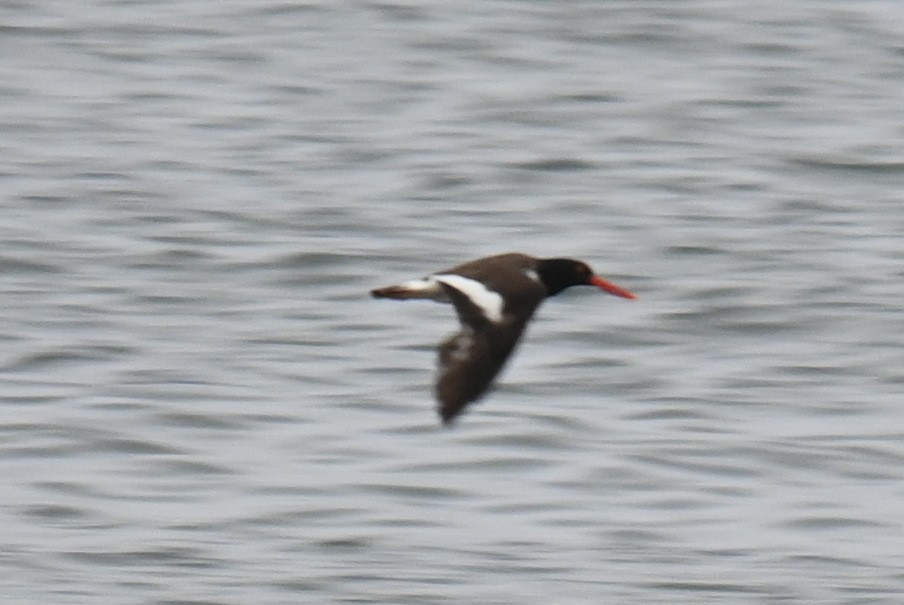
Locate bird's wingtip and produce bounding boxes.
[439,410,457,427]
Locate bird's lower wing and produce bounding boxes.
[435,325,523,425]
[434,284,533,424]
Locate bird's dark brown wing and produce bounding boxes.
[434,281,537,425]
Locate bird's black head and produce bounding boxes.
[536,258,595,296]
[537,257,637,299]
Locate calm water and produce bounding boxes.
[3,1,904,603]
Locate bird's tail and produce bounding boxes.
[371,285,420,299]
[371,278,446,301]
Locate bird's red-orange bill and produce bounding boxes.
[590,275,637,300]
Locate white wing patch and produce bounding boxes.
[434,274,505,323]
[524,268,541,283]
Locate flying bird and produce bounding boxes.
[371,253,636,425]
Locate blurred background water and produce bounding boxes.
[2,1,904,603]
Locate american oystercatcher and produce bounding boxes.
[371,253,636,425]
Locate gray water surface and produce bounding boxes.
[3,2,904,603]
